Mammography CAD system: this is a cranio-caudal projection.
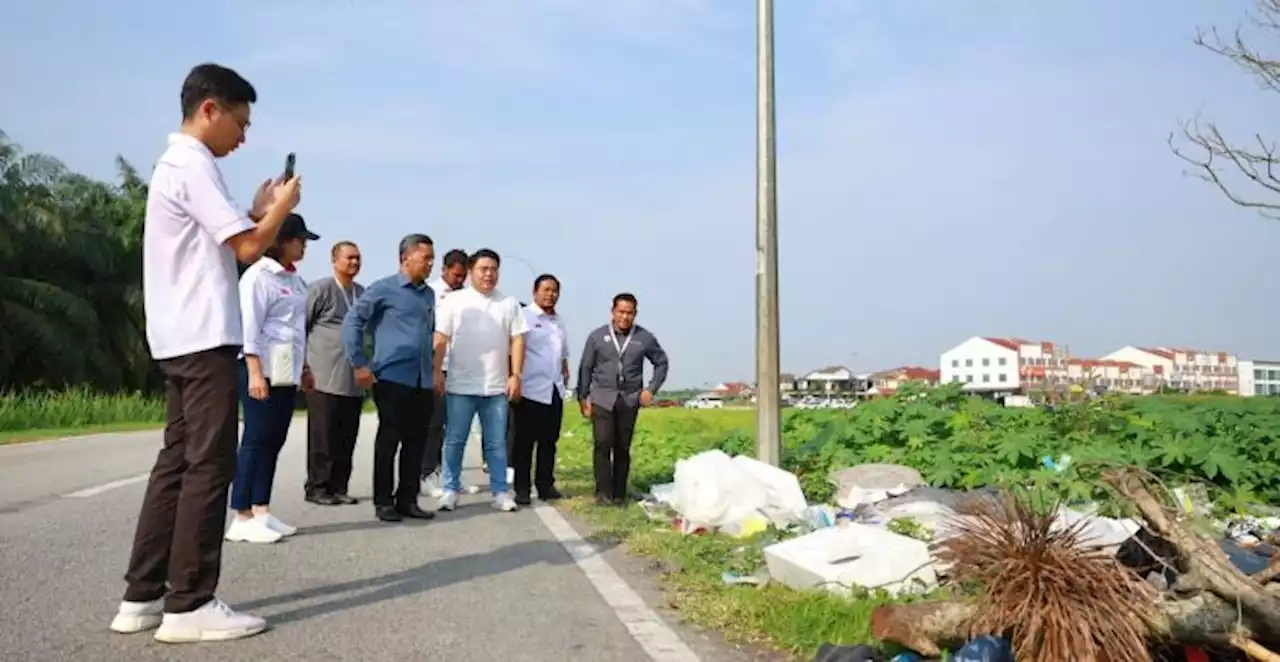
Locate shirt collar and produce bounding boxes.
[259,257,288,274]
[167,133,214,159]
[398,271,428,290]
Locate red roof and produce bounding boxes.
[1138,347,1175,360]
[875,366,940,382]
[982,337,1022,351]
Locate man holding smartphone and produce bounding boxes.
[110,62,301,644]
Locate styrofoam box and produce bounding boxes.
[764,523,938,597]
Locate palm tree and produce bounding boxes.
[0,130,154,392]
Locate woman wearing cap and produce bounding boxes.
[226,213,319,543]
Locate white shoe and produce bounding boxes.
[420,471,444,498]
[259,513,296,537]
[110,598,163,634]
[493,492,518,512]
[225,517,282,544]
[153,598,267,643]
[438,490,459,511]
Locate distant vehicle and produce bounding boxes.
[684,396,724,409]
[654,399,679,408]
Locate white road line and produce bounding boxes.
[534,504,701,662]
[64,473,150,498]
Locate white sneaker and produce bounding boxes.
[153,598,266,643]
[493,492,518,512]
[438,490,459,511]
[110,598,163,634]
[259,513,296,537]
[225,517,282,544]
[420,471,444,498]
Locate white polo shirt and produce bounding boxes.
[240,257,309,385]
[143,133,255,360]
[436,287,528,396]
[520,305,568,405]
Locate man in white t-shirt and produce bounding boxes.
[420,248,469,496]
[432,248,529,512]
[111,63,301,644]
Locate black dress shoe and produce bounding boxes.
[514,494,532,506]
[537,487,563,501]
[334,494,359,505]
[376,506,403,522]
[307,493,342,506]
[395,504,436,520]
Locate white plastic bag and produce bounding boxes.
[670,450,767,531]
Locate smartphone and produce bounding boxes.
[283,152,296,180]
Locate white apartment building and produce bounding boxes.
[1238,360,1280,397]
[1102,346,1239,393]
[939,336,1066,392]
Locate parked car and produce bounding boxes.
[684,396,724,409]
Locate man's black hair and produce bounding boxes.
[467,248,501,269]
[612,292,637,308]
[180,63,257,119]
[442,249,469,269]
[533,274,560,291]
[398,233,434,260]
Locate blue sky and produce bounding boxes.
[3,0,1277,388]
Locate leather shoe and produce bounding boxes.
[514,494,532,506]
[307,493,342,506]
[376,506,403,522]
[537,487,563,501]
[334,494,359,505]
[396,504,436,520]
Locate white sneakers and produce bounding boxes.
[225,513,297,543]
[439,489,519,512]
[420,471,445,498]
[110,598,164,634]
[111,598,266,643]
[492,492,519,512]
[437,490,459,511]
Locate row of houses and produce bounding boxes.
[763,337,1280,399]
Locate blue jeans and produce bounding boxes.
[442,394,509,495]
[230,362,297,511]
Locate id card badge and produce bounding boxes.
[268,343,297,387]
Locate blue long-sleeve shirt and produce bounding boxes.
[341,272,435,390]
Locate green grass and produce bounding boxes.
[553,407,894,659]
[0,388,166,442]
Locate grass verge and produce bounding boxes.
[0,388,166,444]
[552,408,899,660]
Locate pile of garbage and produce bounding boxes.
[641,450,1140,598]
[639,451,1280,662]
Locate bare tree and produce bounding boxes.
[1171,0,1280,217]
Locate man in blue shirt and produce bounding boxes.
[341,233,438,523]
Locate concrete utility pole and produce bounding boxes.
[755,0,782,466]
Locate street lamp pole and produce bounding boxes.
[755,0,782,466]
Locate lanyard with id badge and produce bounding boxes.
[608,327,632,385]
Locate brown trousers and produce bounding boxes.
[122,346,239,614]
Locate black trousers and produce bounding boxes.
[421,371,446,476]
[371,381,434,508]
[512,390,564,497]
[591,396,639,500]
[305,391,363,497]
[123,346,239,614]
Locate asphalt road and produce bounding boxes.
[0,414,762,662]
